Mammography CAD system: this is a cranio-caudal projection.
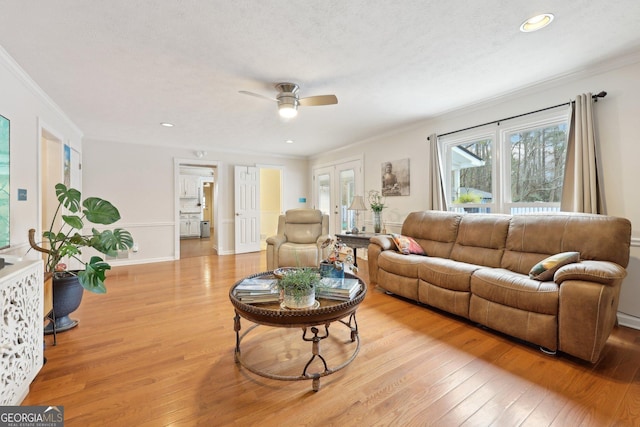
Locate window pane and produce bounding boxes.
[509,124,567,203]
[317,173,331,215]
[339,169,355,231]
[449,139,493,206]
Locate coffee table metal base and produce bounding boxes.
[234,312,360,391]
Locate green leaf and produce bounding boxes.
[58,242,81,258]
[43,231,58,242]
[68,233,88,245]
[55,183,81,213]
[62,214,84,230]
[77,256,110,293]
[83,197,121,225]
[90,228,134,256]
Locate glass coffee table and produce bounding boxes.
[229,271,367,391]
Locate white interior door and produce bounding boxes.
[234,165,261,253]
[313,159,362,235]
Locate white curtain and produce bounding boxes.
[428,133,447,210]
[561,93,604,214]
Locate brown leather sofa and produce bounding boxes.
[368,210,632,363]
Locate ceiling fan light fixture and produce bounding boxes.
[278,97,299,118]
[240,81,336,118]
[520,13,554,32]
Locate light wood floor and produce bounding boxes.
[180,235,217,258]
[25,251,640,426]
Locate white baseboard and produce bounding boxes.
[618,312,640,330]
[109,256,175,267]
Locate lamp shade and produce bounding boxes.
[348,195,367,211]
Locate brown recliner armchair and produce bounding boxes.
[266,209,331,270]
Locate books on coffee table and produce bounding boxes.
[235,278,280,303]
[317,277,360,301]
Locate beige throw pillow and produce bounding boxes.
[529,251,580,281]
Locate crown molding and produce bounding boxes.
[0,45,83,137]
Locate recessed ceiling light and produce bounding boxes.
[520,13,554,32]
[160,122,174,127]
[285,139,294,144]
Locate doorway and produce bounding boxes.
[312,158,363,235]
[259,166,283,250]
[174,159,219,259]
[39,122,82,265]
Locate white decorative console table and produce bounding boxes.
[0,259,44,405]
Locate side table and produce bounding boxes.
[336,233,381,267]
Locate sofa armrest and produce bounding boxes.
[370,235,397,251]
[316,234,333,261]
[558,272,624,363]
[554,260,627,285]
[266,234,286,269]
[367,235,398,284]
[266,234,286,248]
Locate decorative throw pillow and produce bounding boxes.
[529,251,580,281]
[391,233,426,255]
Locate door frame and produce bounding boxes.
[257,163,284,250]
[174,158,221,259]
[312,155,364,235]
[38,119,66,242]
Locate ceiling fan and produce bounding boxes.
[239,82,338,118]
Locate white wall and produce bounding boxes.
[81,138,309,262]
[0,47,83,260]
[311,53,640,327]
[4,40,639,327]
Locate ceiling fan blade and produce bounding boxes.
[238,90,277,102]
[299,94,338,107]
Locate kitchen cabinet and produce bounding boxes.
[180,214,202,237]
[179,175,199,198]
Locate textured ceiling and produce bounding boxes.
[1,1,639,157]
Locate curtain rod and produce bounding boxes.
[429,91,607,140]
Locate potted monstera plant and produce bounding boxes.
[28,183,134,332]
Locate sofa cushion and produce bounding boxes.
[400,211,462,259]
[471,268,559,315]
[378,250,424,279]
[418,258,481,292]
[502,213,632,274]
[529,251,580,281]
[391,233,425,255]
[279,243,320,267]
[450,214,510,267]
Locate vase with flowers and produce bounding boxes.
[367,190,386,233]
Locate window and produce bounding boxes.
[440,109,569,214]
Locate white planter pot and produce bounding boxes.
[283,289,316,309]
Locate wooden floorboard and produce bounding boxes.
[23,250,640,426]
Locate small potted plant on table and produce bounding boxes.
[277,267,320,309]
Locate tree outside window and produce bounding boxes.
[441,110,569,214]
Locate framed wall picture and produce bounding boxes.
[381,158,409,196]
[64,144,71,186]
[0,114,9,249]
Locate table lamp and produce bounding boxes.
[348,195,367,234]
